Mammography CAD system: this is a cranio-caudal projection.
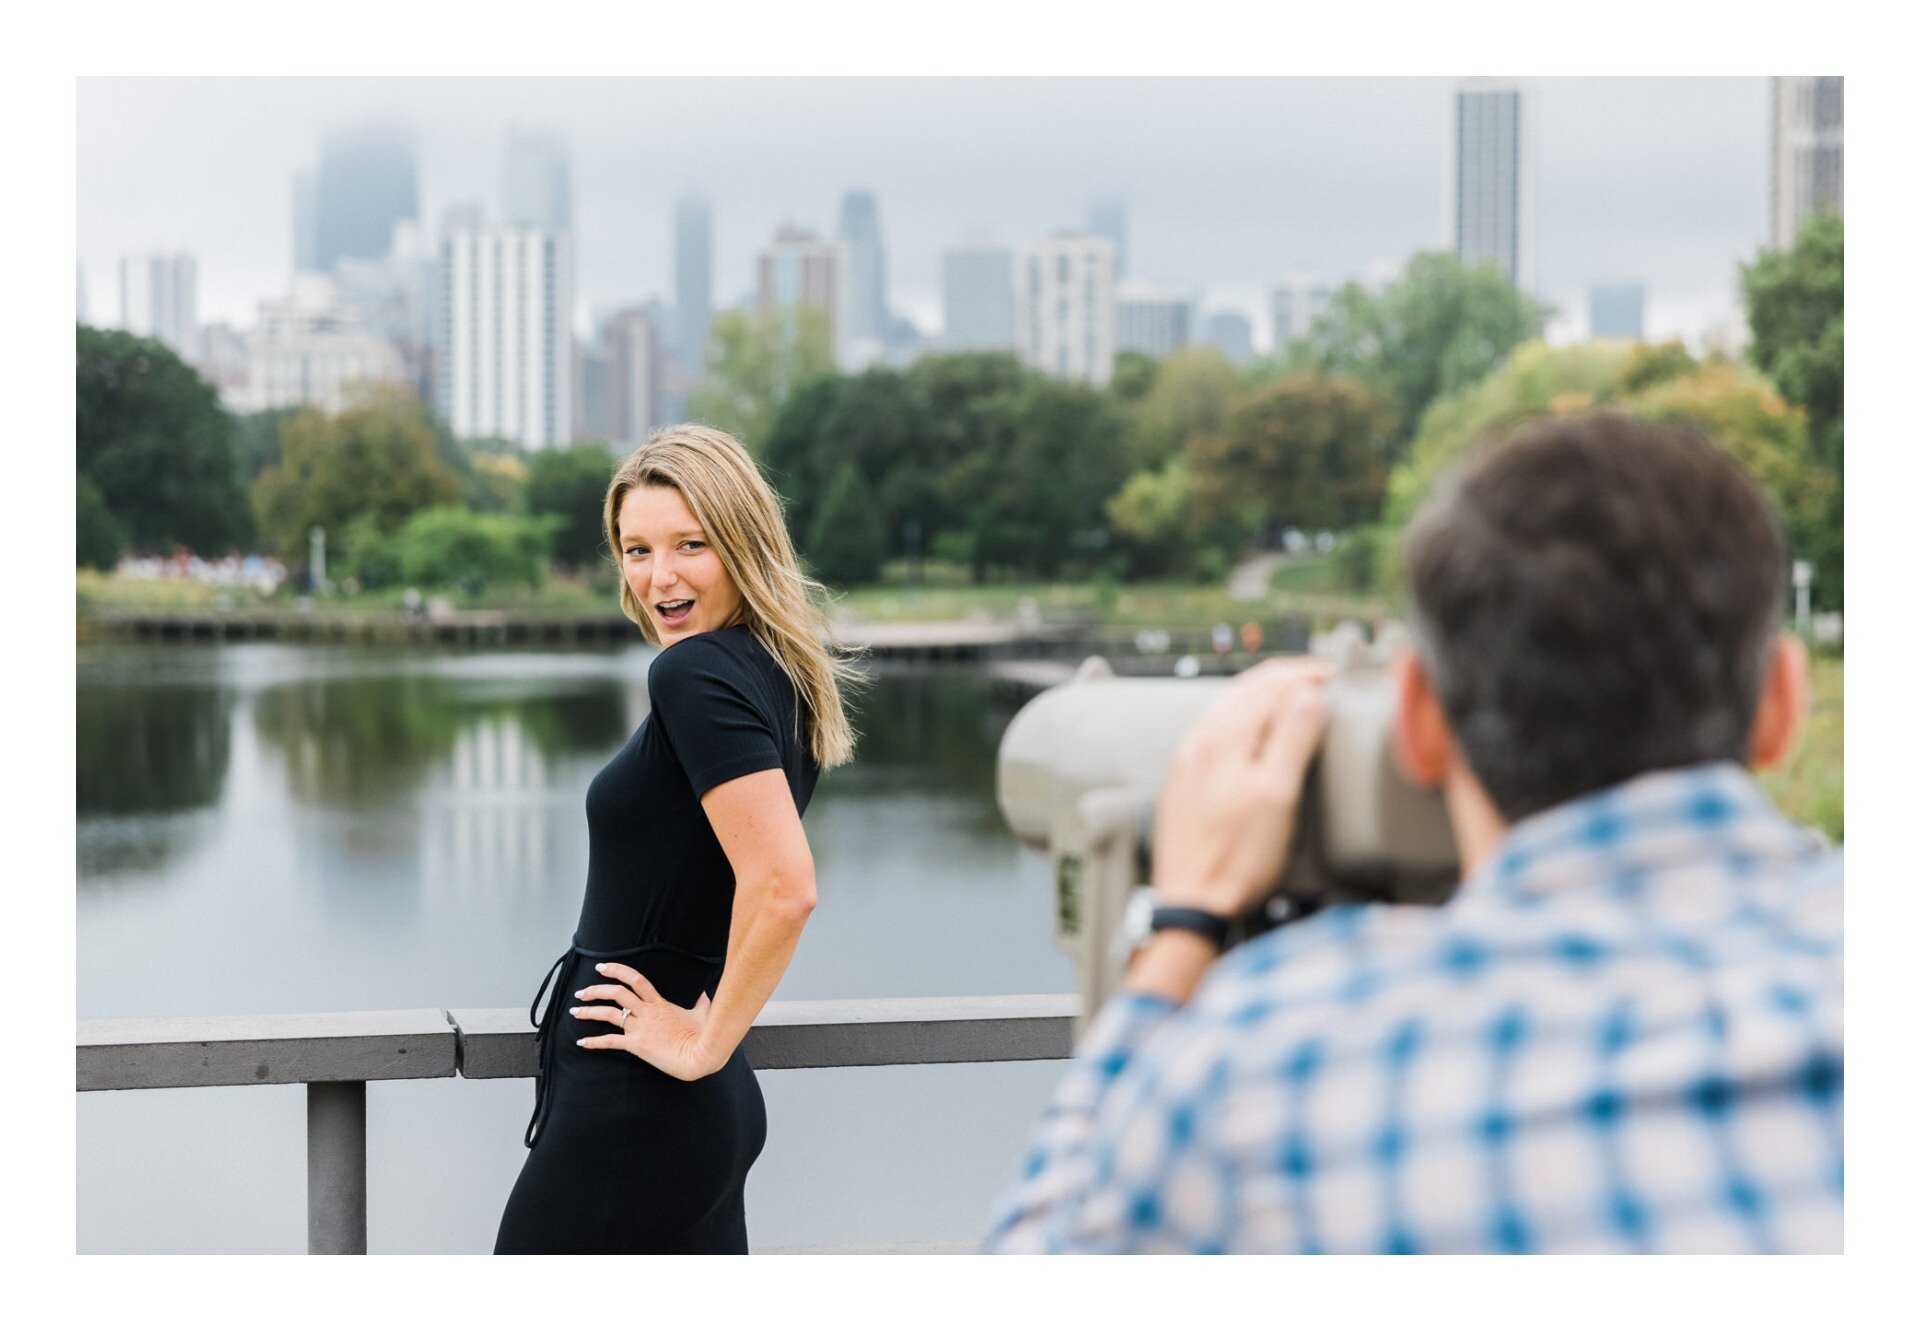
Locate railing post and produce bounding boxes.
[307,1081,367,1254]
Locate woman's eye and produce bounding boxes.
[683,541,705,552]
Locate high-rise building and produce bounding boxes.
[119,252,198,358]
[243,273,406,415]
[503,128,573,234]
[1088,197,1129,281]
[1116,284,1196,359]
[440,227,575,448]
[837,189,889,366]
[756,225,847,362]
[603,308,662,447]
[294,171,319,273]
[941,235,1016,351]
[1271,280,1334,353]
[673,193,713,368]
[195,321,251,408]
[1013,232,1117,386]
[1771,77,1843,249]
[1203,309,1254,365]
[76,263,88,325]
[1588,282,1646,340]
[1447,80,1534,290]
[574,338,613,444]
[312,124,419,273]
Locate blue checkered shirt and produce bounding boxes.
[984,763,1842,1253]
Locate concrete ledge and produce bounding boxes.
[77,1009,458,1092]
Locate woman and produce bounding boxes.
[495,424,857,1254]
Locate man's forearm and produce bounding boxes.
[1122,929,1223,1006]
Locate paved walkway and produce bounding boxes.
[1227,552,1288,601]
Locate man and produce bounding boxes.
[985,412,1842,1253]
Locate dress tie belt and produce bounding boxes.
[522,937,727,1149]
[524,940,636,1149]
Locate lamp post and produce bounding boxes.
[1792,560,1812,635]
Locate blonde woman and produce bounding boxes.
[495,425,857,1254]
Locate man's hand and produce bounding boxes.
[1151,658,1331,917]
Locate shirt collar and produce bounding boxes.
[1452,761,1823,904]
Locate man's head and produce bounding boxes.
[1395,411,1803,830]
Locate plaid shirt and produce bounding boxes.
[985,763,1843,1253]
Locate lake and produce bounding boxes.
[77,640,1074,1253]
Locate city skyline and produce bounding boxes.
[80,77,1776,350]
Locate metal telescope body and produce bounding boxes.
[996,625,1461,1033]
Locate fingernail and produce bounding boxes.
[569,1007,581,1016]
[595,963,608,972]
[573,990,585,999]
[575,1038,589,1046]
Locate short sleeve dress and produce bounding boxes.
[494,624,820,1254]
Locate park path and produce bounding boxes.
[1227,552,1288,601]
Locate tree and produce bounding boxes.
[804,463,887,586]
[76,472,125,570]
[525,444,617,571]
[393,507,555,595]
[1129,346,1239,471]
[77,326,251,553]
[905,353,1032,576]
[1286,252,1550,463]
[251,385,461,563]
[955,377,1132,580]
[1744,211,1843,608]
[1186,370,1393,545]
[1384,340,1834,603]
[688,305,836,453]
[1107,459,1199,579]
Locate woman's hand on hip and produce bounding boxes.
[572,961,726,1081]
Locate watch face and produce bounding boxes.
[1114,886,1160,965]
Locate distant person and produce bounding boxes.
[495,425,858,1254]
[986,412,1842,1253]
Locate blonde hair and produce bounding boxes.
[604,424,860,769]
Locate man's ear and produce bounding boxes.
[1392,649,1451,788]
[1749,633,1810,770]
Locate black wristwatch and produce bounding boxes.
[1148,905,1233,950]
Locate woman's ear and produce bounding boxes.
[1392,650,1451,789]
[1749,633,1811,770]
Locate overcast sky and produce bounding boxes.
[77,76,1770,349]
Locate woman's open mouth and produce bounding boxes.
[656,599,695,628]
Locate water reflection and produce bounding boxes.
[77,682,232,817]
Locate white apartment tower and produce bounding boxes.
[243,274,406,415]
[441,227,574,448]
[1014,233,1117,387]
[119,252,199,358]
[1447,80,1534,291]
[1771,77,1843,249]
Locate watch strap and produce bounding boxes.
[1148,905,1232,949]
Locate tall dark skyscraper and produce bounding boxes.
[312,124,419,272]
[837,189,888,354]
[1448,81,1533,291]
[503,128,573,233]
[673,193,713,368]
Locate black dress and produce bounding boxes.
[494,625,820,1254]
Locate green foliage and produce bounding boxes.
[76,472,125,571]
[251,386,462,564]
[76,325,251,553]
[804,462,887,586]
[1332,526,1386,593]
[1187,369,1393,544]
[688,305,836,453]
[1286,252,1550,463]
[1384,341,1834,604]
[1129,347,1238,471]
[462,449,528,515]
[525,443,616,570]
[337,512,403,590]
[392,507,556,595]
[231,406,303,485]
[1107,458,1199,579]
[1743,211,1843,609]
[1108,352,1160,406]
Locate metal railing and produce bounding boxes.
[76,994,1078,1254]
